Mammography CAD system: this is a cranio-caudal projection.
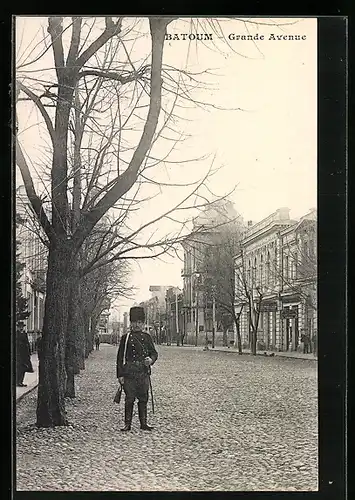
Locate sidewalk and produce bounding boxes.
[176,344,317,360]
[16,353,39,402]
[207,346,317,361]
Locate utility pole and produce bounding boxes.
[212,289,216,349]
[165,296,168,346]
[195,275,198,347]
[204,291,208,347]
[175,288,179,345]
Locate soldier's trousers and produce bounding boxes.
[123,375,150,404]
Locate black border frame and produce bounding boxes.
[0,12,347,500]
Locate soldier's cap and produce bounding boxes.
[129,306,145,322]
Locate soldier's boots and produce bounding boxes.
[121,401,134,431]
[138,401,153,431]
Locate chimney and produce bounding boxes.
[277,207,290,220]
[247,220,253,227]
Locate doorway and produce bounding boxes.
[271,311,276,349]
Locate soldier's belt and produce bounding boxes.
[124,361,146,373]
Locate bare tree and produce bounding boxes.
[202,226,244,352]
[15,16,299,426]
[16,17,243,426]
[234,249,265,356]
[277,218,317,312]
[16,17,175,426]
[65,221,133,398]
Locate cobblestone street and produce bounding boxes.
[16,345,318,491]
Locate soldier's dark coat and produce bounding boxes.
[116,329,158,403]
[16,329,34,385]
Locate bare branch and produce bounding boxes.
[16,81,55,144]
[47,17,66,79]
[16,140,54,241]
[72,19,170,250]
[66,17,83,65]
[75,17,122,69]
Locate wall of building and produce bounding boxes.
[16,186,48,351]
[182,200,244,337]
[234,208,317,352]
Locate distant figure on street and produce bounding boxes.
[300,330,311,354]
[95,335,100,350]
[312,331,317,356]
[16,326,34,387]
[116,306,158,432]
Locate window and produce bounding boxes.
[293,252,298,278]
[266,251,270,284]
[27,292,33,330]
[39,297,44,331]
[260,255,264,286]
[285,256,289,280]
[253,257,257,285]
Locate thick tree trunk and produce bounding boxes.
[251,328,257,355]
[65,266,80,398]
[76,307,85,370]
[234,317,243,354]
[87,315,94,354]
[222,327,228,347]
[72,296,82,375]
[36,241,73,427]
[250,318,257,356]
[89,313,99,352]
[84,313,91,358]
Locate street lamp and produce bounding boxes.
[234,304,243,348]
[212,285,216,349]
[195,273,201,347]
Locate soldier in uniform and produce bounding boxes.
[116,306,158,431]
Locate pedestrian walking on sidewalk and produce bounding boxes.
[312,331,317,357]
[95,335,100,350]
[16,326,34,387]
[300,330,311,354]
[116,306,158,432]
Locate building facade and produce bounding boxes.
[16,185,47,351]
[139,285,175,343]
[165,287,184,344]
[97,297,111,335]
[234,208,317,352]
[181,200,244,346]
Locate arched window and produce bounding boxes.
[292,253,297,279]
[253,257,257,284]
[285,255,289,280]
[266,251,270,284]
[260,254,264,286]
[303,240,309,263]
[274,248,278,282]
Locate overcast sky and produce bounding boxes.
[16,17,317,317]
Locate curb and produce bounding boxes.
[16,383,38,403]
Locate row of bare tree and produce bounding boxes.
[15,16,306,427]
[16,17,242,427]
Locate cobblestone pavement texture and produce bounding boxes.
[16,345,318,492]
